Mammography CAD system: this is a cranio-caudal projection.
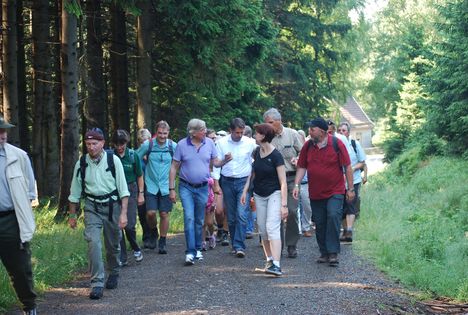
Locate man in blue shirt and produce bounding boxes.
[137,121,177,254]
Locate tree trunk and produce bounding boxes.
[2,0,19,146]
[136,0,153,131]
[84,0,106,133]
[57,0,80,216]
[16,0,28,151]
[32,0,59,197]
[109,2,129,133]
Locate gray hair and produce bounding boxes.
[263,108,281,121]
[339,122,351,132]
[243,125,252,137]
[155,120,170,131]
[187,118,206,137]
[137,128,152,144]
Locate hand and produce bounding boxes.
[224,152,233,163]
[362,177,368,185]
[240,193,246,206]
[281,206,288,220]
[292,187,300,200]
[137,194,145,206]
[290,157,298,167]
[119,213,128,229]
[169,190,177,203]
[68,218,77,229]
[346,190,355,201]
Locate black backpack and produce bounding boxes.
[76,149,119,221]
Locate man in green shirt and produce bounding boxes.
[113,129,145,266]
[68,128,130,300]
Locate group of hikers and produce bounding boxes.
[0,107,367,313]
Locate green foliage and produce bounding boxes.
[64,0,83,17]
[357,156,468,301]
[0,206,87,312]
[422,0,468,155]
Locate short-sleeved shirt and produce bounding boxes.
[137,139,177,196]
[173,137,218,184]
[345,138,366,184]
[253,148,285,197]
[297,135,350,200]
[115,147,142,184]
[271,127,303,172]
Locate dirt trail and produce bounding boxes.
[8,233,428,315]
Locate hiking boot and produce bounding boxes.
[105,274,119,289]
[265,263,283,276]
[134,250,143,262]
[158,238,167,254]
[235,249,245,258]
[287,246,297,258]
[221,231,229,246]
[216,230,224,243]
[316,254,329,263]
[196,250,204,261]
[264,260,273,270]
[89,286,104,300]
[208,234,216,249]
[185,254,195,266]
[119,260,128,267]
[340,230,353,243]
[328,253,339,267]
[147,232,158,250]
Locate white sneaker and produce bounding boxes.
[134,251,143,262]
[185,254,195,266]
[195,250,203,261]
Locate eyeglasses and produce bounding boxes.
[338,129,347,132]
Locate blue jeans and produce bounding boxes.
[220,176,250,251]
[179,182,208,256]
[246,207,256,234]
[310,194,344,255]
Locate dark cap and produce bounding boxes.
[308,117,328,132]
[327,119,335,126]
[85,128,105,141]
[0,116,15,129]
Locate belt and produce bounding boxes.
[180,178,208,188]
[286,171,296,177]
[0,210,15,217]
[86,198,111,206]
[220,175,248,181]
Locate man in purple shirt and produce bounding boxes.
[169,118,231,265]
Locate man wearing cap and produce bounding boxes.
[263,108,304,258]
[292,117,355,266]
[0,116,37,314]
[68,128,130,299]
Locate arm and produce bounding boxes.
[119,196,128,229]
[362,163,368,184]
[240,172,254,206]
[292,167,307,199]
[212,153,232,168]
[169,160,181,203]
[137,174,145,205]
[277,165,288,220]
[344,164,355,201]
[68,202,79,229]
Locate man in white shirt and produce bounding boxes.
[215,118,256,257]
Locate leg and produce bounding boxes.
[285,179,300,256]
[179,183,196,256]
[103,203,121,277]
[265,191,282,262]
[325,194,345,254]
[83,202,105,288]
[310,199,328,256]
[300,184,312,233]
[193,185,208,251]
[137,202,151,246]
[0,214,36,311]
[220,177,237,247]
[125,183,141,252]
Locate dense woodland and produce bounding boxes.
[0,0,466,216]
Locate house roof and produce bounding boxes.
[339,96,374,128]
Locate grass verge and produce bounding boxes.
[357,155,468,302]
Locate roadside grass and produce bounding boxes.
[357,155,468,302]
[0,200,185,312]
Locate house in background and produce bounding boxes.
[339,96,374,148]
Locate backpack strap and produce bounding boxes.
[351,139,357,154]
[146,139,154,161]
[78,155,88,197]
[168,139,174,158]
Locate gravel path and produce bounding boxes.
[8,233,428,314]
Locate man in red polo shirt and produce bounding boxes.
[292,117,355,266]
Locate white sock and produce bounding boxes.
[267,256,273,261]
[273,260,280,267]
